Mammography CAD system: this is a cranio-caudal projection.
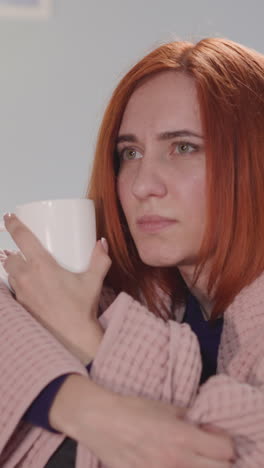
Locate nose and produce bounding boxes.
[131,155,167,200]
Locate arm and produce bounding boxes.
[0,282,87,465]
[49,373,234,468]
[0,221,234,468]
[0,280,233,467]
[95,292,264,466]
[187,343,264,467]
[48,292,234,468]
[22,362,93,432]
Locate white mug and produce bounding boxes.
[0,198,96,290]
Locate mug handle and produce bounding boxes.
[0,222,14,291]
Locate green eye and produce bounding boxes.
[179,144,188,153]
[178,143,191,153]
[122,148,142,161]
[175,142,198,155]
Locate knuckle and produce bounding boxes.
[16,269,29,286]
[3,257,10,269]
[3,256,16,272]
[106,257,112,268]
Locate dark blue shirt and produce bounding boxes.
[183,294,224,384]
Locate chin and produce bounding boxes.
[137,248,181,268]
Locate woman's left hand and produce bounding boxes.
[1,213,112,365]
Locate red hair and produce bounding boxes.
[87,38,264,319]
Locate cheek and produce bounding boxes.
[188,175,207,231]
[181,170,205,204]
[193,175,206,210]
[175,171,206,230]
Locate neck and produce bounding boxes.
[178,265,213,319]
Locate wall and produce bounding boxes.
[0,0,263,247]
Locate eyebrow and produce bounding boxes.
[116,130,204,144]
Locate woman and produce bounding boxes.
[0,36,264,467]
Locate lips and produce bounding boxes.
[136,215,177,233]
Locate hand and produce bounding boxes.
[2,213,111,364]
[97,396,235,468]
[59,378,235,468]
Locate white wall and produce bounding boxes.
[0,0,263,248]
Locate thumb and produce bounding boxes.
[87,238,112,282]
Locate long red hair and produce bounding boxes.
[87,38,264,319]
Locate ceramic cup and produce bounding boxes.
[0,198,96,290]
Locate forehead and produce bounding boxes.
[119,71,202,135]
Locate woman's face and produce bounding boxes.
[116,71,206,269]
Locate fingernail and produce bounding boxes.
[3,212,15,221]
[101,237,109,254]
